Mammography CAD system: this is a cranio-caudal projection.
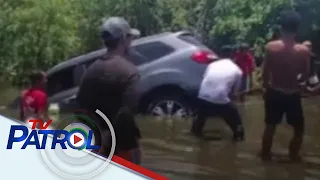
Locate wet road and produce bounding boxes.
[137,96,320,180]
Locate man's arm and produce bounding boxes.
[122,73,140,112]
[299,47,311,84]
[248,53,256,75]
[116,73,141,150]
[118,73,141,137]
[262,45,271,89]
[229,72,243,101]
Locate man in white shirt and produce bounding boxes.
[191,57,245,141]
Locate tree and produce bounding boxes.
[1,0,319,86]
[0,0,80,86]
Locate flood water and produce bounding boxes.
[137,96,320,180]
[2,95,320,180]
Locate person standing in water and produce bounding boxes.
[20,71,49,124]
[191,51,245,141]
[233,43,255,102]
[77,17,142,164]
[261,10,310,161]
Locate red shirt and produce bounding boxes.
[233,52,255,75]
[20,88,48,120]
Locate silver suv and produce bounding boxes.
[12,31,217,119]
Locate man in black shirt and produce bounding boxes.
[76,17,141,164]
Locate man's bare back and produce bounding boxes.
[263,40,310,94]
[261,10,309,162]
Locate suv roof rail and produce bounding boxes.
[174,31,204,43]
[173,31,194,36]
[131,32,173,45]
[136,32,172,40]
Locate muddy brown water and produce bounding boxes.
[2,95,320,180]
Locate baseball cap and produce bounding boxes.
[101,17,140,41]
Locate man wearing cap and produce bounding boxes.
[77,17,142,164]
[261,11,310,162]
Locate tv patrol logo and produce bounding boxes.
[7,119,99,150]
[6,109,116,180]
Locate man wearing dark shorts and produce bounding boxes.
[76,17,142,164]
[191,58,245,141]
[261,11,310,161]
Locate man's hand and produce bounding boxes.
[306,86,315,93]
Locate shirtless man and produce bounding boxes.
[261,10,310,161]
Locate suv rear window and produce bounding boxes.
[133,41,174,61]
[178,34,204,46]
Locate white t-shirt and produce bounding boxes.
[198,59,243,104]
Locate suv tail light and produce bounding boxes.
[191,51,218,64]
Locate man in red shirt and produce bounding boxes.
[20,71,48,124]
[233,43,255,102]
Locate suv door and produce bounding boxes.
[47,65,78,111]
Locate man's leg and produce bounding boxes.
[239,75,248,102]
[261,124,277,160]
[286,93,304,161]
[191,99,209,136]
[220,103,245,141]
[261,89,284,161]
[74,109,111,157]
[99,129,112,157]
[289,127,303,161]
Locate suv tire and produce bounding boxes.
[146,93,195,119]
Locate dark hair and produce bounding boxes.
[220,45,233,58]
[278,10,301,33]
[271,28,280,40]
[29,71,44,85]
[101,31,121,50]
[239,43,250,51]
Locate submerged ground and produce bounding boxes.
[1,89,319,180]
[139,96,320,180]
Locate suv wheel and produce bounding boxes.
[146,94,194,120]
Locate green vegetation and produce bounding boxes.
[1,0,320,86]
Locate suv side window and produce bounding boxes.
[47,58,101,96]
[133,41,174,61]
[47,66,75,96]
